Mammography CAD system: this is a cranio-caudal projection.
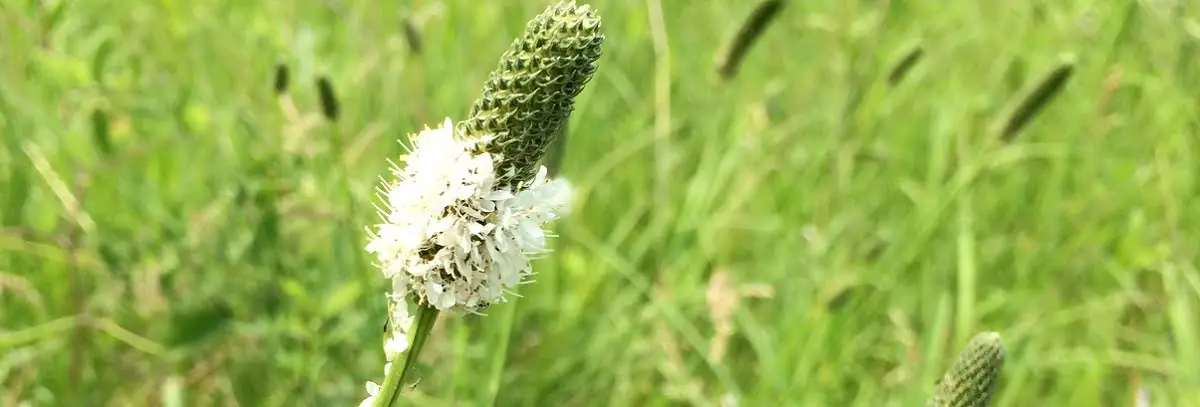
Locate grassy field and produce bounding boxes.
[3,0,1200,405]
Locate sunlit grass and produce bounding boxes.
[2,0,1198,405]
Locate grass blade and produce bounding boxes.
[402,17,423,55]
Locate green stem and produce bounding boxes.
[482,299,517,405]
[375,305,440,407]
[0,315,76,349]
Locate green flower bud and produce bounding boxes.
[928,332,1006,407]
[457,1,604,190]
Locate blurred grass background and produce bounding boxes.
[2,0,1200,405]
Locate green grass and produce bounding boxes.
[3,0,1199,405]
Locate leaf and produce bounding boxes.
[281,279,308,303]
[90,108,113,156]
[91,37,115,84]
[166,300,234,349]
[2,153,31,227]
[321,281,363,318]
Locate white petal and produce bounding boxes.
[385,335,409,358]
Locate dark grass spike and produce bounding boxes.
[402,17,423,55]
[823,283,878,312]
[716,0,786,81]
[273,63,290,95]
[91,38,115,85]
[927,332,1006,407]
[998,56,1075,141]
[89,108,113,156]
[37,0,66,48]
[887,42,924,86]
[316,75,340,121]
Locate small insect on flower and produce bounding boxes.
[382,300,409,354]
[380,294,413,361]
[382,301,392,348]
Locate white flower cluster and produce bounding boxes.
[359,117,572,406]
[366,118,573,314]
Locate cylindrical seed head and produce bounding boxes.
[456,1,604,190]
[927,331,1006,407]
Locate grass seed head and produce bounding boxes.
[273,63,290,95]
[887,42,924,87]
[997,55,1075,141]
[316,75,340,122]
[716,0,785,81]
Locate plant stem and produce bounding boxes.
[375,305,440,407]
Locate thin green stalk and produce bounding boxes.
[376,305,440,407]
[954,191,977,346]
[316,75,368,278]
[482,299,518,405]
[0,315,76,349]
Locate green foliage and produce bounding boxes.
[1,0,1199,406]
[165,301,234,349]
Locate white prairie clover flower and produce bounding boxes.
[383,298,412,359]
[366,118,573,314]
[359,2,601,404]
